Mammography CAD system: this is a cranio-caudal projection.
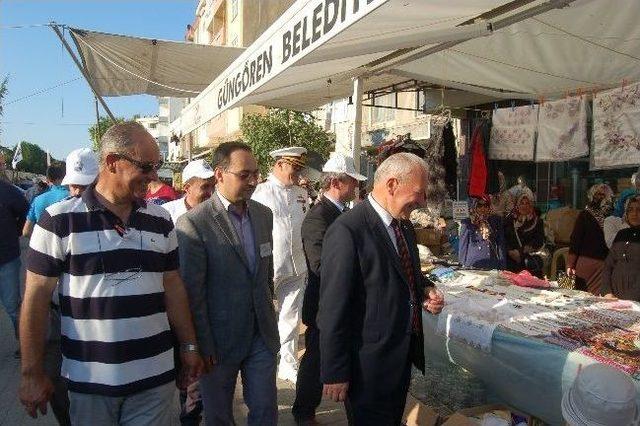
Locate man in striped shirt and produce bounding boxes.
[19,122,203,425]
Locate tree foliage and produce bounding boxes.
[89,116,125,152]
[0,75,8,139]
[240,109,333,175]
[13,141,51,175]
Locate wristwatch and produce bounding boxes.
[180,343,199,353]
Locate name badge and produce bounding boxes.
[260,242,272,258]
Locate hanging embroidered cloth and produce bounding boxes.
[489,105,538,161]
[536,95,589,162]
[592,82,640,170]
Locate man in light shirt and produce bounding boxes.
[163,159,215,224]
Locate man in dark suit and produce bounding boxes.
[292,154,366,425]
[319,152,445,425]
[176,142,280,425]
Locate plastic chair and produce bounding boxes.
[549,247,570,280]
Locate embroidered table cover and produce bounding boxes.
[592,82,640,169]
[489,105,538,161]
[536,95,589,162]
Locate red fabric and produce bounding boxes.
[145,183,178,204]
[501,270,550,289]
[468,124,488,197]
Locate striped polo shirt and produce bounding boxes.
[26,184,178,396]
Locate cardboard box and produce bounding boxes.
[403,394,439,426]
[441,404,531,426]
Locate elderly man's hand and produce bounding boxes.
[323,382,349,402]
[423,287,445,314]
[19,372,54,418]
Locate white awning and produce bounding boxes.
[69,28,245,97]
[176,0,640,134]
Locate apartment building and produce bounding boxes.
[172,0,294,159]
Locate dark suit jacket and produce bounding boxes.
[318,199,431,402]
[301,196,342,328]
[176,193,279,364]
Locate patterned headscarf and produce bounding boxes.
[585,183,613,228]
[469,195,492,240]
[624,195,640,227]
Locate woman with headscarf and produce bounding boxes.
[504,190,545,277]
[567,183,613,294]
[601,196,640,301]
[458,195,506,270]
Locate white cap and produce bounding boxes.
[322,153,367,181]
[182,159,214,183]
[61,148,99,186]
[269,146,307,159]
[561,364,639,426]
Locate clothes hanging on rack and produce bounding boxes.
[468,120,490,198]
[424,116,449,206]
[442,121,458,198]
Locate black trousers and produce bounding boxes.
[292,326,323,421]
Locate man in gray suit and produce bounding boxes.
[176,142,279,425]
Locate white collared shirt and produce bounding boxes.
[323,193,345,213]
[162,197,189,224]
[368,194,398,253]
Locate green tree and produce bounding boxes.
[240,109,333,176]
[89,116,125,152]
[0,75,8,140]
[14,141,49,174]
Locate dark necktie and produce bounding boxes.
[390,219,420,334]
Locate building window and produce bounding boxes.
[149,122,157,129]
[231,0,238,22]
[371,93,395,123]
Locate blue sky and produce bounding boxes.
[1,0,197,160]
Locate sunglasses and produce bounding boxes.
[115,153,163,174]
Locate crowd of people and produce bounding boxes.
[0,120,638,425]
[458,176,640,303]
[0,122,444,426]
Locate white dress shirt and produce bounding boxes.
[368,194,398,253]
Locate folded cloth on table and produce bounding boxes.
[500,270,550,288]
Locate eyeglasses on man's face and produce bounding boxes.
[114,153,163,174]
[224,169,260,181]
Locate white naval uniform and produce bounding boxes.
[252,174,309,380]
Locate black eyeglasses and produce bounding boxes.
[115,153,163,174]
[225,169,259,181]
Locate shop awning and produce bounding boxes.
[69,28,245,97]
[176,0,640,134]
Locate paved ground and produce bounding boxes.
[0,304,346,425]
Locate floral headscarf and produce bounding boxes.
[469,195,492,240]
[585,183,613,228]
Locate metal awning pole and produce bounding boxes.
[351,77,364,174]
[50,23,116,121]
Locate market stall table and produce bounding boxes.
[418,270,640,425]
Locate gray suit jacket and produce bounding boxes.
[176,193,279,364]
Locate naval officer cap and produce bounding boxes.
[270,146,307,169]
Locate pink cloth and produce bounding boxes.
[501,270,550,289]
